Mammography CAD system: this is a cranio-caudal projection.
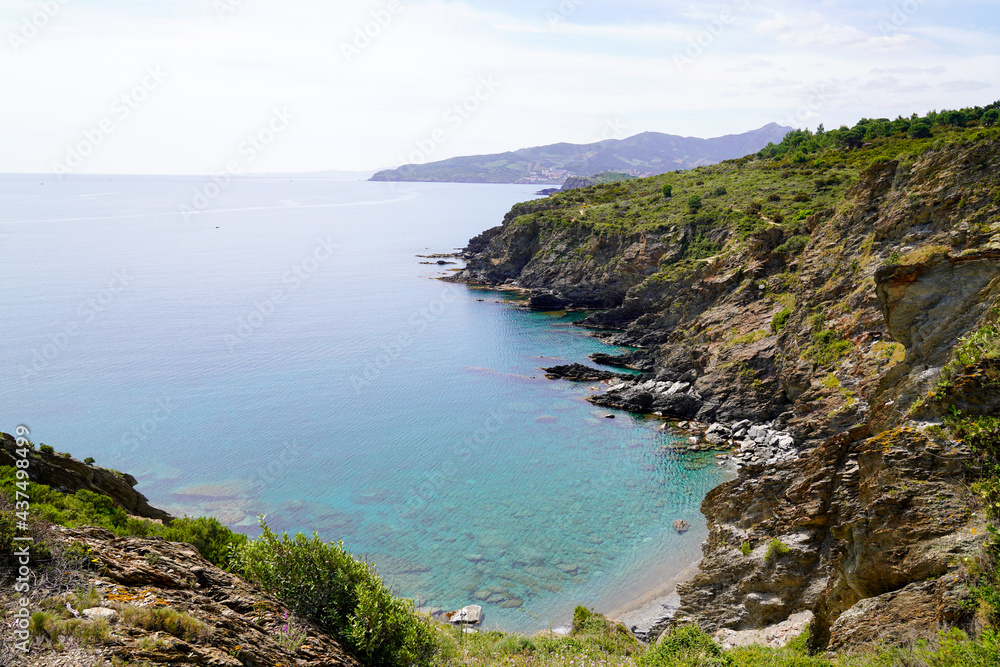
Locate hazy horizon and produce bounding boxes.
[1,0,997,175]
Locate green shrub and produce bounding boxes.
[39,444,54,455]
[684,234,721,260]
[639,625,732,667]
[765,538,791,562]
[774,235,809,255]
[662,184,673,198]
[83,457,95,465]
[847,629,1000,667]
[927,628,1000,667]
[0,467,245,570]
[233,518,437,666]
[572,605,595,634]
[739,542,752,556]
[163,516,247,570]
[687,195,703,212]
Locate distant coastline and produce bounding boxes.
[370,124,791,184]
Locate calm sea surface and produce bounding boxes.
[0,175,730,631]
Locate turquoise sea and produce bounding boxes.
[0,175,731,631]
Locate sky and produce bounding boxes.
[0,0,997,175]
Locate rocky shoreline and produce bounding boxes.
[442,132,1000,652]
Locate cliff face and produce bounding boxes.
[451,131,1000,650]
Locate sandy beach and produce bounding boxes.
[602,560,702,634]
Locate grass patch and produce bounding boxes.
[639,625,731,666]
[804,327,852,367]
[771,308,793,333]
[117,604,212,643]
[730,330,769,347]
[898,244,951,265]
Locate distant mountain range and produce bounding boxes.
[369,123,792,184]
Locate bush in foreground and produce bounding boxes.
[232,518,437,666]
[639,625,732,667]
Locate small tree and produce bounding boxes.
[662,184,672,198]
[983,109,999,127]
[686,194,702,212]
[938,110,966,127]
[909,122,932,139]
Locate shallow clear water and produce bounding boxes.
[0,175,731,631]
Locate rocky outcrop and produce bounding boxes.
[7,527,360,667]
[591,376,703,418]
[871,250,1000,429]
[450,216,680,308]
[0,433,172,524]
[589,350,657,371]
[541,363,636,382]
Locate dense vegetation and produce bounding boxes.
[515,102,999,286]
[758,102,1000,161]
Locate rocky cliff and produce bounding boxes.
[449,123,1000,651]
[0,433,172,524]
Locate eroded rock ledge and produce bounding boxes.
[0,434,172,524]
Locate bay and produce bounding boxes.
[0,175,729,631]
